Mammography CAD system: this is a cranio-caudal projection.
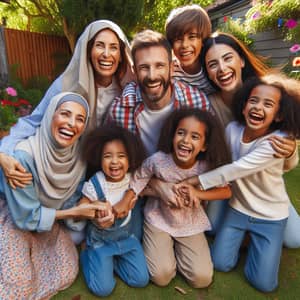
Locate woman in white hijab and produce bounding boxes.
[0,20,134,187]
[0,92,102,299]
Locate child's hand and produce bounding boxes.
[72,202,106,219]
[94,200,111,218]
[174,183,200,208]
[92,201,115,228]
[94,211,115,228]
[113,189,137,219]
[113,197,131,219]
[268,135,296,158]
[150,179,185,208]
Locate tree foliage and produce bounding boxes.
[0,0,62,34]
[0,0,215,51]
[140,0,213,32]
[219,18,254,48]
[0,0,144,51]
[59,0,144,45]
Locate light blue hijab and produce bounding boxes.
[15,92,89,208]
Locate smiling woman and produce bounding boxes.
[0,92,105,299]
[51,101,87,148]
[0,19,134,189]
[89,29,122,88]
[199,32,300,249]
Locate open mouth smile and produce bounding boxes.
[247,111,265,125]
[58,128,75,139]
[217,72,234,86]
[179,51,193,58]
[99,60,114,69]
[177,144,192,158]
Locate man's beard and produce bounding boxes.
[138,75,171,103]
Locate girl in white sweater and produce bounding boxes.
[175,74,300,292]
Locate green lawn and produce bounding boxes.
[54,149,300,300]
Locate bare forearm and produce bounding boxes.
[195,185,231,201]
[147,177,163,197]
[55,208,76,220]
[184,175,201,187]
[79,196,92,205]
[55,202,101,220]
[123,188,136,203]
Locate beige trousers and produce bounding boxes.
[143,221,213,288]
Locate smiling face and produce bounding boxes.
[101,140,129,182]
[242,84,281,141]
[90,29,121,87]
[205,43,245,94]
[134,46,172,110]
[172,28,202,74]
[172,116,207,169]
[51,101,87,148]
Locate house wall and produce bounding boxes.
[250,31,293,67]
[207,0,292,67]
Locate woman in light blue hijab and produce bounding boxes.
[0,92,101,300]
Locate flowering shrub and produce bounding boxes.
[244,0,300,44]
[0,86,32,131]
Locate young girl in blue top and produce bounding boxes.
[176,74,300,292]
[79,125,149,297]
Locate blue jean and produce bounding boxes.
[283,204,300,248]
[211,207,287,293]
[81,235,149,297]
[130,196,145,241]
[206,199,229,235]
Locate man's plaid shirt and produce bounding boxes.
[107,80,210,135]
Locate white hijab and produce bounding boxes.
[15,92,89,209]
[61,20,133,126]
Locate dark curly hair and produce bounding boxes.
[157,108,231,170]
[82,124,146,178]
[233,74,300,138]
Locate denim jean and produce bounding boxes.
[205,199,229,236]
[283,204,300,248]
[81,235,149,297]
[130,196,146,241]
[211,207,287,292]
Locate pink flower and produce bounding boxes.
[292,57,300,67]
[289,44,300,53]
[5,87,17,97]
[251,11,261,20]
[285,19,298,29]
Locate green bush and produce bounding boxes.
[7,65,49,109]
[219,18,254,48]
[245,0,300,43]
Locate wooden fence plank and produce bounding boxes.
[3,28,70,85]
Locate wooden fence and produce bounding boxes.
[3,28,70,85]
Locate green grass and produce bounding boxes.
[54,149,300,300]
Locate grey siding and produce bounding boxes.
[209,1,251,29]
[250,31,293,67]
[207,0,293,67]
